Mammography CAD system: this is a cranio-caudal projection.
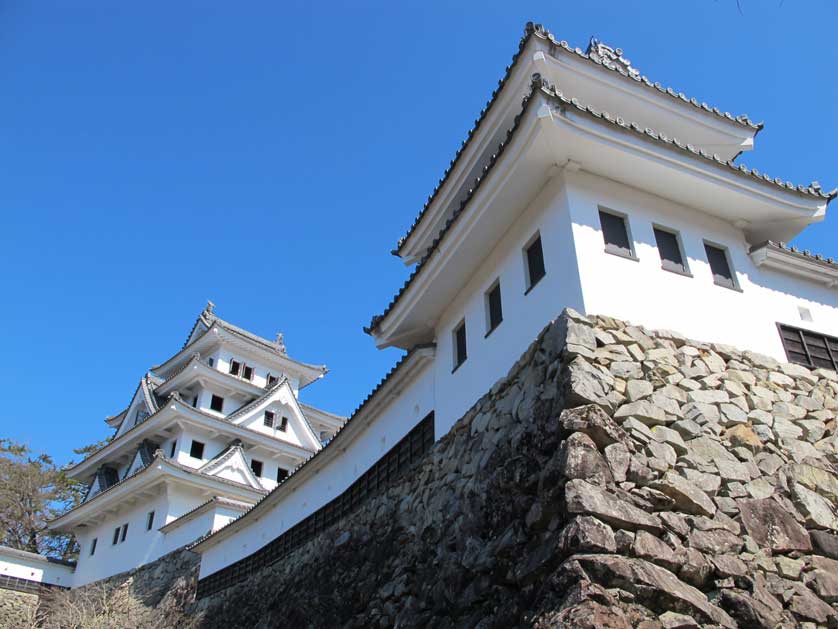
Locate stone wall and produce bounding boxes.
[32,310,838,627]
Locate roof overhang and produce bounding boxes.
[155,356,265,399]
[49,459,263,532]
[749,242,838,288]
[153,324,327,388]
[68,400,316,483]
[371,86,830,349]
[396,24,764,264]
[158,498,250,535]
[191,345,435,557]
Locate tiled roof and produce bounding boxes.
[190,343,435,550]
[750,240,838,267]
[395,22,763,255]
[368,90,537,334]
[533,76,835,200]
[158,497,251,534]
[369,75,835,335]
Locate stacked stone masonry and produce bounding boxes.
[27,310,838,628]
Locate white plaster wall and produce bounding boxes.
[199,361,435,578]
[72,491,169,586]
[433,176,584,436]
[0,550,74,586]
[565,171,838,360]
[214,352,300,396]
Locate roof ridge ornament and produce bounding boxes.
[586,37,640,80]
[275,332,286,354]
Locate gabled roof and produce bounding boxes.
[368,75,835,335]
[395,22,762,256]
[190,343,435,552]
[158,497,251,535]
[199,441,264,491]
[227,378,323,452]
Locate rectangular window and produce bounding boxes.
[453,320,467,370]
[485,281,503,335]
[778,324,838,371]
[90,538,97,556]
[169,440,177,458]
[266,374,278,388]
[278,416,288,432]
[599,209,635,259]
[524,234,546,290]
[191,395,199,408]
[190,440,205,459]
[120,523,128,543]
[250,459,263,478]
[704,242,738,290]
[277,468,289,483]
[208,357,214,367]
[210,395,224,412]
[146,511,155,531]
[242,365,254,381]
[112,527,120,545]
[263,411,275,428]
[228,360,241,376]
[653,226,689,275]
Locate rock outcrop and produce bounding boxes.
[31,310,838,628]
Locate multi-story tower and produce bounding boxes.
[49,302,344,586]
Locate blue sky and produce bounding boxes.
[1,1,836,466]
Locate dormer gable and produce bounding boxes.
[123,440,160,479]
[84,465,118,501]
[226,380,322,452]
[113,375,160,437]
[198,441,264,491]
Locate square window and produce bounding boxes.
[278,416,288,432]
[210,395,224,412]
[524,234,546,290]
[228,359,241,376]
[277,468,289,483]
[146,511,155,531]
[120,523,128,543]
[250,459,263,478]
[599,209,635,259]
[453,320,467,370]
[264,411,275,428]
[267,374,278,387]
[653,226,689,275]
[190,440,205,459]
[112,527,120,545]
[242,365,253,381]
[90,538,97,556]
[485,281,503,335]
[704,242,738,290]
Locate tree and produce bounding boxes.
[0,439,100,560]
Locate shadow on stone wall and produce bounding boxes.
[29,309,838,628]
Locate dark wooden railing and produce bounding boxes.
[196,412,435,598]
[0,573,68,595]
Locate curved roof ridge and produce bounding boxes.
[395,21,763,256]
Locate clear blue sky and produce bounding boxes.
[1,1,836,466]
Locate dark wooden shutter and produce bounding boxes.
[779,324,838,370]
[653,227,686,273]
[704,244,735,288]
[599,211,633,257]
[526,236,546,286]
[488,283,503,331]
[454,321,467,367]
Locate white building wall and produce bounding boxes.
[433,176,584,436]
[565,171,838,360]
[0,548,75,587]
[199,361,435,578]
[72,490,169,586]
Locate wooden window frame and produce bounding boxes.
[485,280,503,337]
[210,394,224,413]
[264,411,275,428]
[523,232,546,293]
[190,440,205,460]
[703,240,741,291]
[652,224,691,277]
[598,208,637,261]
[452,319,467,372]
[777,323,838,371]
[278,416,288,432]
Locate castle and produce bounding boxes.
[3,23,835,595]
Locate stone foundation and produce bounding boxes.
[33,310,838,627]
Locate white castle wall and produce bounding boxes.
[0,547,74,587]
[198,361,435,579]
